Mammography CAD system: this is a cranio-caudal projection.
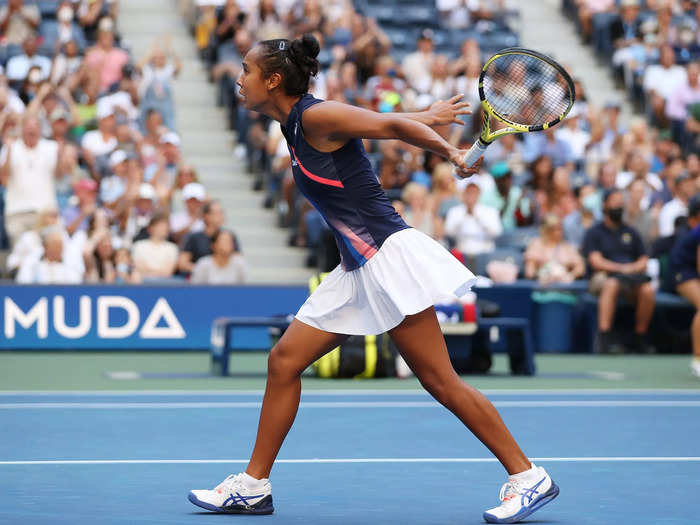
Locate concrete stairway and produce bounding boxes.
[117,0,314,284]
[520,0,633,122]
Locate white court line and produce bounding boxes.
[1,388,700,396]
[2,400,700,409]
[1,457,699,466]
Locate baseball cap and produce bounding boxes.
[96,103,114,120]
[675,173,692,186]
[138,183,156,200]
[159,132,181,146]
[490,162,511,179]
[688,194,700,218]
[419,29,434,41]
[109,150,128,167]
[50,108,70,122]
[182,182,206,201]
[620,0,639,7]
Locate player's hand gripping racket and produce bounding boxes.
[463,47,575,167]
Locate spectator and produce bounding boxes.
[659,174,696,237]
[667,61,700,152]
[401,182,437,238]
[402,29,435,93]
[479,162,522,232]
[609,0,642,49]
[179,200,237,274]
[431,161,460,219]
[137,36,182,131]
[191,229,247,284]
[582,189,655,353]
[170,182,206,244]
[81,105,117,177]
[563,183,601,248]
[99,149,129,209]
[84,18,129,92]
[669,195,700,377]
[625,178,659,247]
[616,150,663,208]
[0,115,59,245]
[83,227,115,283]
[131,213,179,280]
[444,181,503,258]
[524,214,585,285]
[41,1,88,54]
[62,178,98,236]
[50,38,83,86]
[114,247,142,284]
[124,183,157,242]
[16,226,82,284]
[554,107,591,167]
[5,36,52,83]
[0,0,40,49]
[642,44,686,126]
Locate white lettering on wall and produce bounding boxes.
[139,297,186,339]
[53,296,91,339]
[4,297,48,339]
[97,296,140,338]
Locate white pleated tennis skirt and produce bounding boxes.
[295,228,476,335]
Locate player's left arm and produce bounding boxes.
[302,101,478,177]
[400,95,473,127]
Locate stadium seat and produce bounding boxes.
[475,247,524,278]
[495,226,539,251]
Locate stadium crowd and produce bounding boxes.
[188,0,700,353]
[0,0,247,285]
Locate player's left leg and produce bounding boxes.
[388,306,559,524]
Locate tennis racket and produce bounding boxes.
[463,47,576,167]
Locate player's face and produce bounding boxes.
[237,48,267,111]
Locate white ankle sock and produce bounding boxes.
[509,464,538,481]
[242,472,268,489]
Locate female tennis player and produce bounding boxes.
[189,35,559,524]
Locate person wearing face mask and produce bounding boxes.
[582,189,656,354]
[42,1,87,55]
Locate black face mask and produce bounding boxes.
[606,207,624,224]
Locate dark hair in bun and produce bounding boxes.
[257,34,320,96]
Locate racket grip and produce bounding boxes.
[463,139,489,168]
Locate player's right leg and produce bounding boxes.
[677,278,700,376]
[188,319,347,514]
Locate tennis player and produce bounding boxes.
[189,35,559,523]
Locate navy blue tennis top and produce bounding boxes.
[670,224,700,271]
[280,94,409,271]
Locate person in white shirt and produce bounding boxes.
[401,29,435,93]
[80,104,117,177]
[615,150,663,209]
[16,226,82,284]
[444,181,503,257]
[554,106,591,165]
[170,182,206,245]
[131,213,179,279]
[5,36,51,82]
[0,115,58,245]
[643,44,687,125]
[191,230,247,284]
[659,174,696,237]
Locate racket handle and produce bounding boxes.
[463,139,489,168]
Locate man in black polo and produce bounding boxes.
[582,189,655,353]
[178,200,240,275]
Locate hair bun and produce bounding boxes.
[289,34,320,77]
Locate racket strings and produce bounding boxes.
[482,53,572,127]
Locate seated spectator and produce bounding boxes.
[401,29,435,93]
[669,195,700,377]
[554,107,591,167]
[84,18,129,93]
[137,36,182,131]
[6,36,52,84]
[563,183,601,248]
[444,181,503,258]
[81,105,117,177]
[114,247,142,284]
[99,150,129,209]
[582,189,655,353]
[41,1,88,55]
[482,133,526,178]
[179,200,240,274]
[62,178,98,236]
[16,226,82,283]
[524,214,585,285]
[430,162,460,219]
[83,227,115,283]
[131,213,179,280]
[401,182,436,238]
[0,115,58,246]
[0,0,40,50]
[50,38,83,86]
[479,162,521,232]
[191,230,247,284]
[125,183,158,242]
[659,174,696,237]
[616,150,663,207]
[642,44,686,126]
[523,128,574,167]
[170,182,206,244]
[625,178,659,247]
[667,61,700,153]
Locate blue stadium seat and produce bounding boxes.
[495,226,539,251]
[363,5,396,25]
[384,27,418,50]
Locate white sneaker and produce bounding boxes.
[188,473,273,514]
[483,465,559,524]
[691,360,700,378]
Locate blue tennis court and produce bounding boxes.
[2,389,700,524]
